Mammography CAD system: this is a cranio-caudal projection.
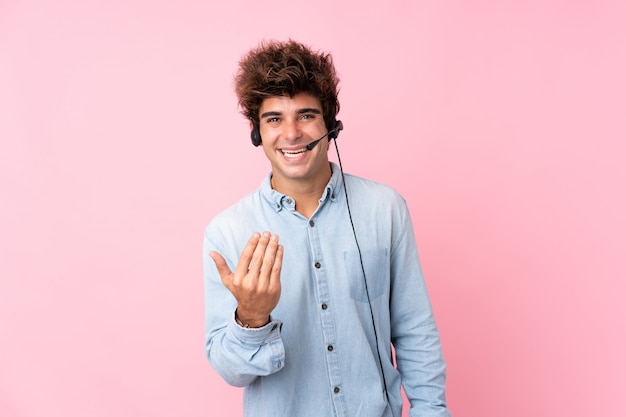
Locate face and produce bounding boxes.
[256,92,332,192]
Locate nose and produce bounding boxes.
[281,118,301,141]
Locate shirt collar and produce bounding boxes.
[261,162,342,212]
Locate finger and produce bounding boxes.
[268,244,283,292]
[257,234,280,288]
[233,232,261,278]
[248,231,272,274]
[209,251,232,283]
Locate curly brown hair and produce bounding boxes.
[235,39,340,131]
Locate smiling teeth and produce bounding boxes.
[281,148,307,157]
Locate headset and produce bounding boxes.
[250,119,344,147]
[330,126,391,408]
[250,120,391,407]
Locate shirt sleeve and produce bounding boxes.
[203,225,286,387]
[389,201,452,417]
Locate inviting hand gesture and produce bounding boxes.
[210,231,283,328]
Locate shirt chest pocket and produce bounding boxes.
[342,247,389,303]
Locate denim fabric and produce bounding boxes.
[203,163,450,417]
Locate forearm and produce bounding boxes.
[203,232,285,387]
[390,205,451,416]
[395,319,450,417]
[206,311,285,387]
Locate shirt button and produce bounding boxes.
[309,220,315,227]
[333,387,340,394]
[314,262,321,269]
[327,345,334,351]
[321,303,327,310]
[285,198,293,204]
[331,193,335,199]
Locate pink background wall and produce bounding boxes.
[1,1,624,416]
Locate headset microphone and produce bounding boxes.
[252,120,343,149]
[305,120,343,151]
[305,132,329,151]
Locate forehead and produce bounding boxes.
[259,92,322,115]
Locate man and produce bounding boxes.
[203,39,450,417]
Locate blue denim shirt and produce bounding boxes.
[203,163,450,417]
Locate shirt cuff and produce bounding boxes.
[228,309,283,344]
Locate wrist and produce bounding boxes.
[235,309,270,328]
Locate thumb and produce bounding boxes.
[209,251,233,282]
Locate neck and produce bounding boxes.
[271,165,332,218]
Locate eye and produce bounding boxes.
[267,117,280,123]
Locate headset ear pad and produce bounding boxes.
[329,119,343,139]
[251,125,261,147]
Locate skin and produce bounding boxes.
[210,92,332,327]
[210,232,283,328]
[257,92,332,212]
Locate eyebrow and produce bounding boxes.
[260,108,322,119]
[297,108,322,115]
[260,111,281,119]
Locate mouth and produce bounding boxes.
[280,147,308,158]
